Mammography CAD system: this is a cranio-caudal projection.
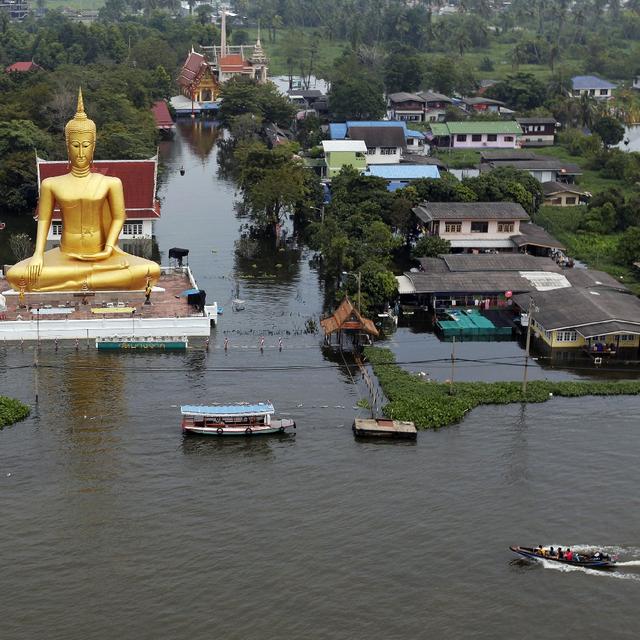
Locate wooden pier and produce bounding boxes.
[353,418,417,440]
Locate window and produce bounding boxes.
[456,134,467,142]
[589,89,595,96]
[471,134,482,142]
[52,223,62,236]
[565,196,577,205]
[600,89,608,96]
[122,222,143,236]
[366,147,376,155]
[620,334,635,342]
[470,221,489,233]
[444,221,462,233]
[497,221,514,233]
[487,134,497,142]
[504,136,514,142]
[557,330,578,342]
[381,147,397,155]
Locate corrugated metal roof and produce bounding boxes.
[388,92,425,103]
[329,123,348,139]
[413,202,530,221]
[512,223,565,250]
[348,126,407,149]
[513,287,640,331]
[322,140,367,152]
[430,121,522,136]
[571,75,617,90]
[441,254,561,273]
[365,165,440,180]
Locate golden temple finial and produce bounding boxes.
[65,87,96,141]
[76,88,87,120]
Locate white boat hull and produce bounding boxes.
[182,418,296,436]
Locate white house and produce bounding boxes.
[570,75,616,100]
[412,202,531,252]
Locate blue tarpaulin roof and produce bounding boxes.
[181,403,275,416]
[364,165,440,180]
[179,288,200,297]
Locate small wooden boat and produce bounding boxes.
[353,417,417,439]
[181,402,296,436]
[510,546,616,569]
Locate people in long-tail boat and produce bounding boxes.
[557,547,564,559]
[549,546,555,558]
[565,548,573,561]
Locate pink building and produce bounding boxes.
[430,121,522,149]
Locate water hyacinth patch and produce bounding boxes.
[364,347,640,429]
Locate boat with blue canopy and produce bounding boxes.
[180,402,296,436]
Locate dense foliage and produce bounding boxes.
[0,396,31,428]
[365,347,640,429]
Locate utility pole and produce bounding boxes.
[522,297,536,396]
[356,272,361,314]
[449,336,456,395]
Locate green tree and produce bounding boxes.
[616,226,640,265]
[384,48,422,93]
[218,77,295,128]
[485,73,547,111]
[412,235,451,258]
[329,74,386,121]
[592,115,625,149]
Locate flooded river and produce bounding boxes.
[1,123,639,639]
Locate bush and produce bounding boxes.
[0,396,30,428]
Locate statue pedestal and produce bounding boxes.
[0,267,213,343]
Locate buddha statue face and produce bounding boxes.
[65,88,97,173]
[67,130,95,169]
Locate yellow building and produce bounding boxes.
[514,284,640,358]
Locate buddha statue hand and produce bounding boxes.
[28,254,44,285]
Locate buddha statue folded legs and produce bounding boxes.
[7,247,161,292]
[6,88,161,293]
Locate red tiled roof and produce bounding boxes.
[151,100,174,130]
[6,61,42,73]
[219,53,249,71]
[36,159,161,221]
[178,51,206,88]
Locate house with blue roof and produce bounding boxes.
[329,120,425,153]
[570,76,617,100]
[364,164,440,191]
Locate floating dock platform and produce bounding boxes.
[0,266,215,342]
[436,308,512,339]
[353,418,417,439]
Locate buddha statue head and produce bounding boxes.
[65,88,97,176]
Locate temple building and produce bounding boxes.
[176,11,268,113]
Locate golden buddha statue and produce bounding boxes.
[7,90,161,292]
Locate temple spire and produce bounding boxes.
[220,10,227,56]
